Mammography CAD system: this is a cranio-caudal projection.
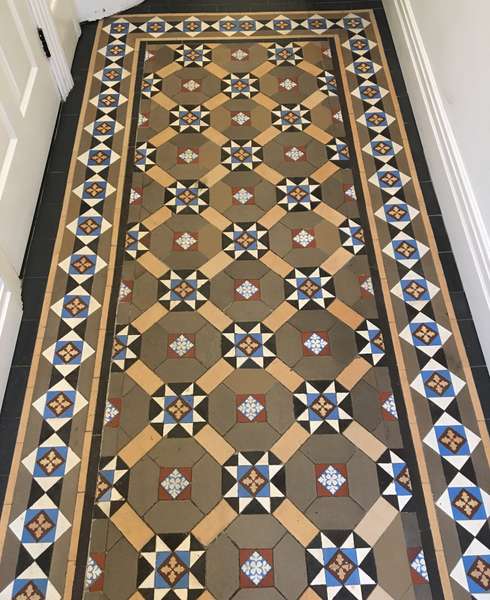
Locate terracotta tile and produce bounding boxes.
[195,424,235,464]
[354,497,398,546]
[327,298,364,330]
[266,358,304,391]
[118,424,161,467]
[192,499,237,545]
[126,360,163,395]
[271,423,310,462]
[263,301,296,332]
[132,302,168,333]
[110,503,153,550]
[273,499,318,547]
[198,301,232,331]
[343,421,386,462]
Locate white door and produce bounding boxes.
[0,0,61,274]
[0,0,68,405]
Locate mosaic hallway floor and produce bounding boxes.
[0,10,489,600]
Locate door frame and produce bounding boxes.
[29,0,76,100]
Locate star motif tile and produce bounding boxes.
[285,267,335,309]
[150,383,208,437]
[222,73,259,98]
[165,180,209,214]
[294,380,352,433]
[222,452,285,514]
[222,140,263,171]
[277,178,321,211]
[158,270,210,311]
[222,223,269,259]
[222,322,276,368]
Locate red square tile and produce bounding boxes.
[172,231,199,252]
[234,279,261,301]
[379,391,398,421]
[302,331,330,356]
[130,186,143,205]
[87,552,105,592]
[358,274,374,298]
[277,76,299,92]
[232,186,255,205]
[291,228,316,249]
[315,464,349,497]
[239,549,274,588]
[284,145,306,162]
[231,47,250,62]
[231,110,251,127]
[138,112,150,128]
[343,183,357,201]
[177,147,199,164]
[236,394,267,423]
[119,279,133,303]
[167,334,196,358]
[159,467,192,500]
[105,398,121,428]
[181,78,202,93]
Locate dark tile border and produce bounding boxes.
[0,0,488,527]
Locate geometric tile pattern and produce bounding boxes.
[0,10,487,600]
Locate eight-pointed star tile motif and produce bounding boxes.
[284,267,335,310]
[158,270,210,311]
[164,180,209,214]
[222,73,259,98]
[138,533,205,599]
[222,140,263,171]
[222,322,276,368]
[222,222,269,259]
[306,531,376,600]
[277,178,321,211]
[272,104,311,131]
[294,380,352,434]
[150,383,208,437]
[169,105,210,132]
[222,451,286,514]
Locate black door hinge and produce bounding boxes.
[37,28,51,58]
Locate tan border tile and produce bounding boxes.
[343,421,386,462]
[314,202,345,227]
[205,62,229,79]
[260,251,292,278]
[336,357,371,390]
[201,164,228,187]
[126,360,163,395]
[111,503,154,550]
[200,251,234,279]
[202,206,231,231]
[146,165,175,187]
[311,159,339,182]
[118,424,161,467]
[252,61,275,78]
[156,62,182,79]
[195,424,235,464]
[137,252,168,278]
[132,303,168,333]
[368,586,394,600]
[204,92,229,111]
[149,127,177,149]
[192,499,237,545]
[142,205,172,231]
[299,589,322,600]
[198,301,232,331]
[297,59,322,77]
[273,499,318,547]
[203,126,228,147]
[253,92,277,111]
[255,163,283,185]
[266,358,303,391]
[258,204,286,229]
[320,247,352,275]
[254,125,281,147]
[302,89,327,109]
[354,497,398,546]
[262,301,296,332]
[152,90,177,110]
[327,298,364,330]
[271,423,310,462]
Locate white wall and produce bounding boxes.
[49,0,80,64]
[383,0,490,364]
[75,0,144,22]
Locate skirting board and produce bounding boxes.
[75,0,144,22]
[382,0,490,365]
